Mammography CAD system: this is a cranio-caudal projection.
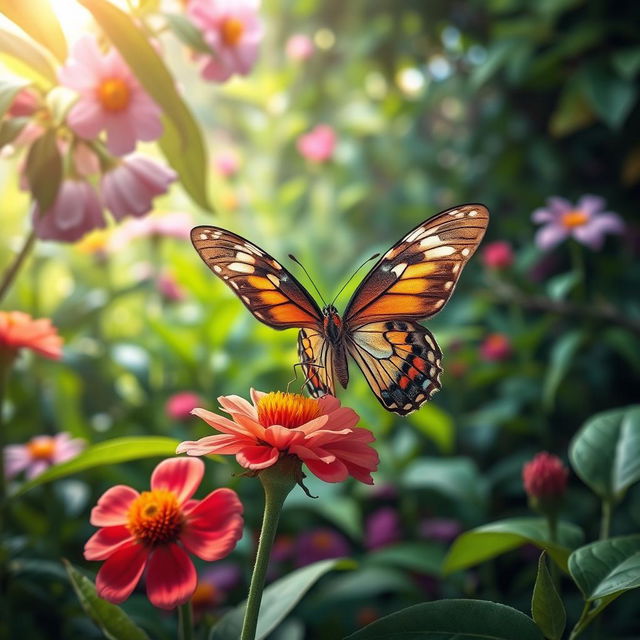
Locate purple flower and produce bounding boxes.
[532,195,624,251]
[419,518,462,543]
[294,528,350,567]
[365,507,401,550]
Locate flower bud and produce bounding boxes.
[523,452,568,514]
[482,241,514,269]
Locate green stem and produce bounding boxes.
[600,499,613,540]
[178,601,193,640]
[546,511,560,588]
[569,240,586,301]
[0,230,36,305]
[240,458,298,640]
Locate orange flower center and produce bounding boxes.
[126,489,184,546]
[221,17,245,46]
[97,78,131,112]
[257,392,321,429]
[561,209,588,229]
[27,437,56,460]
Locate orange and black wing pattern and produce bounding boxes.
[191,226,322,330]
[297,327,336,397]
[344,204,489,326]
[346,321,442,415]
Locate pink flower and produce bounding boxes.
[7,87,41,117]
[59,35,162,156]
[166,392,203,420]
[479,333,512,362]
[84,457,243,609]
[523,452,568,500]
[32,179,105,243]
[188,0,263,83]
[157,272,186,302]
[109,211,194,249]
[0,311,63,360]
[177,390,379,485]
[102,154,176,220]
[286,34,314,61]
[5,432,85,480]
[294,528,350,567]
[365,507,401,550]
[532,195,625,251]
[419,517,461,543]
[297,124,336,163]
[213,149,240,177]
[73,142,101,177]
[482,241,514,269]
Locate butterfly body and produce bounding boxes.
[191,203,489,415]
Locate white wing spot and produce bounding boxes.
[391,262,407,278]
[429,367,437,377]
[468,209,478,217]
[427,352,435,363]
[424,246,455,259]
[448,209,459,216]
[245,243,264,256]
[444,281,453,290]
[228,262,254,273]
[235,251,255,263]
[230,280,239,289]
[419,235,441,249]
[403,403,413,411]
[452,263,460,274]
[241,295,250,304]
[199,233,209,240]
[213,265,222,274]
[255,311,265,320]
[461,248,470,257]
[212,231,222,239]
[272,261,283,270]
[454,211,465,218]
[267,274,280,288]
[404,226,426,243]
[434,299,444,309]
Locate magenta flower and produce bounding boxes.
[481,241,514,269]
[532,195,624,251]
[419,517,461,543]
[286,34,314,61]
[102,155,176,220]
[365,507,401,550]
[109,211,194,249]
[297,124,336,163]
[166,392,203,420]
[59,35,163,156]
[5,432,85,480]
[157,272,186,302]
[294,528,350,567]
[33,179,105,243]
[188,0,263,83]
[479,333,512,362]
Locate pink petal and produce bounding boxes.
[531,207,556,224]
[95,541,148,604]
[547,197,572,215]
[146,544,196,610]
[129,94,163,141]
[84,525,133,560]
[250,388,266,407]
[176,433,251,456]
[573,213,625,249]
[150,457,204,505]
[263,425,301,449]
[66,99,105,140]
[305,457,349,483]
[577,194,605,217]
[4,445,31,478]
[294,414,330,436]
[317,395,340,413]
[535,224,569,251]
[191,407,257,437]
[26,460,49,479]
[236,445,279,470]
[90,485,139,526]
[218,394,259,421]
[104,114,137,156]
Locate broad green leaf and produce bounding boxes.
[443,518,584,574]
[0,77,30,119]
[0,116,29,147]
[569,405,640,501]
[612,47,640,80]
[25,128,62,212]
[79,0,212,211]
[12,436,182,496]
[581,62,636,129]
[345,599,543,640]
[531,552,565,640]
[569,535,640,601]
[64,561,150,640]
[368,542,445,576]
[163,13,212,54]
[0,27,57,86]
[318,566,415,601]
[543,330,583,409]
[210,559,353,640]
[407,403,455,453]
[0,0,67,62]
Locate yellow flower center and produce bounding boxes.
[221,17,245,46]
[126,489,184,547]
[561,209,588,229]
[27,437,56,460]
[96,77,131,112]
[257,392,321,429]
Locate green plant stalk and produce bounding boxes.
[545,510,561,588]
[178,601,193,640]
[569,240,586,301]
[240,459,298,640]
[600,499,613,540]
[568,598,611,640]
[0,230,36,304]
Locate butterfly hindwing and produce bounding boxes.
[345,204,489,325]
[298,328,336,397]
[346,320,442,415]
[191,226,322,329]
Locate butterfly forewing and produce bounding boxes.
[345,204,489,325]
[191,226,322,330]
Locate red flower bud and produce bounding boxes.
[523,452,568,499]
[482,241,514,269]
[479,333,512,362]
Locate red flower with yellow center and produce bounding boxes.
[0,311,63,361]
[84,458,243,609]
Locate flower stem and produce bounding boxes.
[178,601,193,640]
[569,240,586,301]
[600,499,613,540]
[0,230,36,305]
[546,511,560,588]
[240,458,298,640]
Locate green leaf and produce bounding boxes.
[443,518,584,575]
[0,27,57,86]
[569,535,640,601]
[0,77,30,119]
[407,403,455,453]
[164,13,212,54]
[543,330,583,409]
[368,542,445,576]
[0,0,67,62]
[581,62,636,129]
[531,552,566,640]
[25,128,62,212]
[0,116,29,147]
[612,47,640,80]
[345,599,543,640]
[569,405,640,501]
[12,436,183,496]
[210,559,353,640]
[64,561,150,640]
[79,0,212,211]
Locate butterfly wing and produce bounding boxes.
[191,226,322,329]
[346,321,442,415]
[298,328,336,397]
[344,204,489,325]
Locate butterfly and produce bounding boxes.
[191,203,489,415]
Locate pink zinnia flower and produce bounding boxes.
[32,179,105,243]
[102,154,176,220]
[294,528,350,567]
[188,0,263,83]
[0,311,63,360]
[166,392,203,420]
[482,241,514,269]
[177,390,379,484]
[532,195,624,251]
[479,333,512,362]
[286,34,314,61]
[84,457,243,609]
[523,452,568,500]
[59,35,163,156]
[297,124,336,163]
[5,432,85,480]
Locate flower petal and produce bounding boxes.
[84,525,133,560]
[176,434,251,456]
[577,194,605,217]
[535,224,568,251]
[95,541,148,604]
[146,543,197,610]
[236,445,279,470]
[304,457,349,483]
[217,394,258,421]
[90,485,139,526]
[151,457,204,505]
[191,407,258,437]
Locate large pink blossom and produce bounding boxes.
[188,0,263,83]
[59,35,162,155]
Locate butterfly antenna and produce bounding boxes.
[330,253,380,306]
[288,254,327,306]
